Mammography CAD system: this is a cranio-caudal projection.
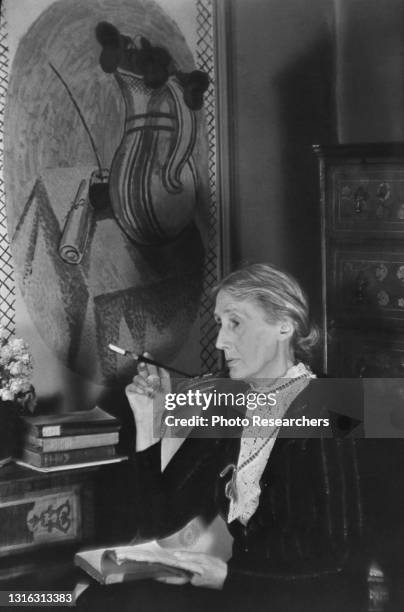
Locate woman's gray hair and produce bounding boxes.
[214,263,320,362]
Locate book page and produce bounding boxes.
[104,542,203,575]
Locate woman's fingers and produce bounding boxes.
[137,355,161,393]
[154,576,190,585]
[137,353,171,395]
[126,352,171,400]
[135,374,152,391]
[173,551,204,562]
[159,366,172,393]
[126,375,153,398]
[137,360,151,379]
[125,384,149,398]
[171,552,228,590]
[142,352,158,377]
[171,553,204,575]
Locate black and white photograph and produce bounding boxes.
[0,0,403,610]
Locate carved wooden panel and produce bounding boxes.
[329,248,404,326]
[0,487,80,553]
[328,166,404,237]
[0,464,94,557]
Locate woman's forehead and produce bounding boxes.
[214,290,263,317]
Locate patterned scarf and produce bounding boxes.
[227,362,316,525]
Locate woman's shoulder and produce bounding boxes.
[307,373,363,396]
[290,375,364,423]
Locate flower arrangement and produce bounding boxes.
[0,325,36,412]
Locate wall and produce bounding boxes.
[335,0,404,143]
[228,0,336,328]
[229,0,404,291]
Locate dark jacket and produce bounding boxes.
[130,378,370,611]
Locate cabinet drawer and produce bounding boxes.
[0,465,94,557]
[327,165,404,237]
[328,247,404,326]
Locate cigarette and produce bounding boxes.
[107,343,194,378]
[108,343,127,356]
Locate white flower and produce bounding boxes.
[21,381,32,393]
[0,345,12,364]
[8,338,26,356]
[0,334,33,406]
[9,378,25,394]
[9,378,30,394]
[21,353,32,365]
[9,362,24,376]
[0,388,14,401]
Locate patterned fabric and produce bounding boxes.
[196,0,218,373]
[0,4,15,337]
[228,363,316,525]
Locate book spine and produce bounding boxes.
[27,432,119,452]
[22,445,116,467]
[29,423,120,438]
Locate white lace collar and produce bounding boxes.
[227,362,315,526]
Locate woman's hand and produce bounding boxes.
[125,353,171,451]
[168,552,228,590]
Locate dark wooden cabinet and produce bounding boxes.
[314,143,404,377]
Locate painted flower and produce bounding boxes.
[397,265,404,282]
[377,182,391,201]
[398,205,404,221]
[375,263,388,282]
[377,290,389,306]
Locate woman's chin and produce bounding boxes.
[228,366,246,380]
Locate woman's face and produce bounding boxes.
[214,290,292,382]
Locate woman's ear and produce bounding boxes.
[279,320,294,341]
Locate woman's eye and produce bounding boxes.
[229,319,240,330]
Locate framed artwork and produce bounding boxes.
[0,0,233,390]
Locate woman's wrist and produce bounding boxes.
[126,390,162,451]
[136,429,161,452]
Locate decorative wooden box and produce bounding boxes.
[313,143,404,376]
[0,463,94,557]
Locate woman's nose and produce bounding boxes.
[216,326,229,350]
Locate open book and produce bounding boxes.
[75,541,198,584]
[75,515,232,585]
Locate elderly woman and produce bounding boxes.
[80,263,366,611]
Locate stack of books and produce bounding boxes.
[19,406,124,472]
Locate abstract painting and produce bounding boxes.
[1,0,220,386]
